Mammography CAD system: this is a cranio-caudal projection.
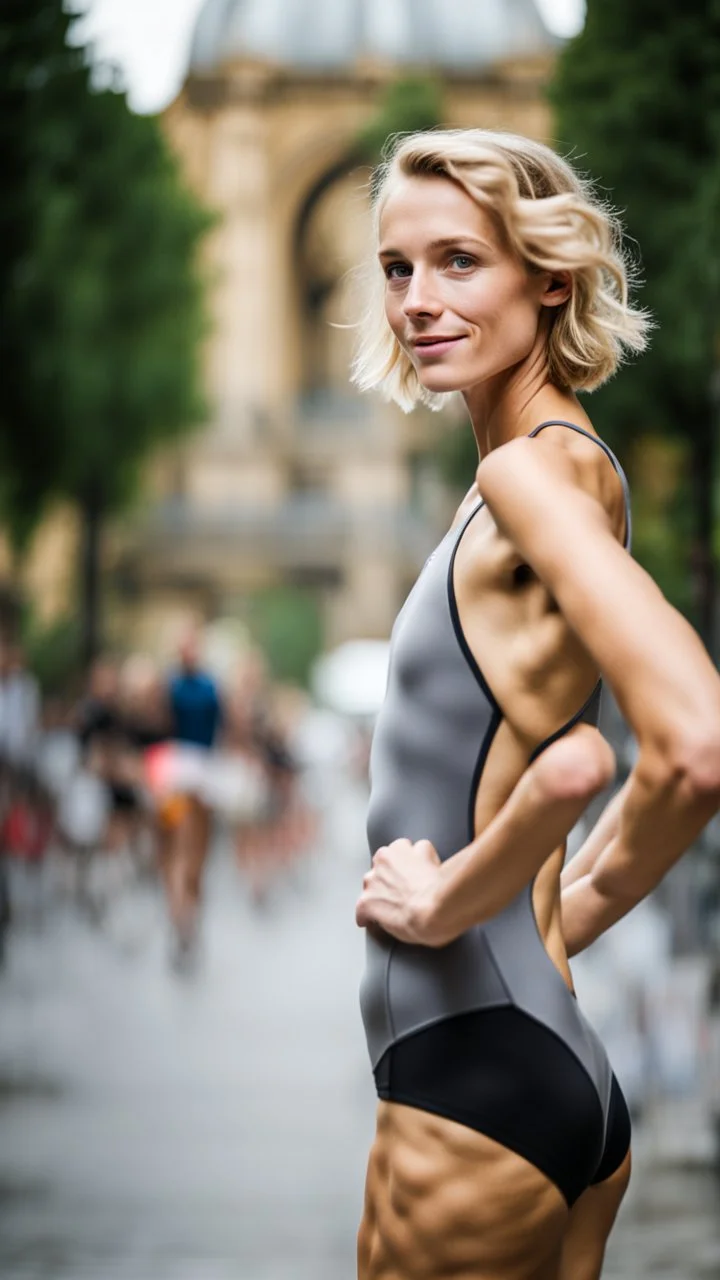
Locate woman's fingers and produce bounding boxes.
[356,836,444,941]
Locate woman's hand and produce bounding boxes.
[355,837,446,946]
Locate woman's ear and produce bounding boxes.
[540,271,571,308]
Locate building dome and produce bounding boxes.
[189,0,557,74]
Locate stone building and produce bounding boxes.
[117,0,560,654]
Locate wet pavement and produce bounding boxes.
[605,1163,720,1279]
[0,784,719,1279]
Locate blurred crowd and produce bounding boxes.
[0,628,319,971]
[3,626,720,1147]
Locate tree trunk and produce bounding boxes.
[80,489,103,669]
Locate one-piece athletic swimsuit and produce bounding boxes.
[360,420,632,1208]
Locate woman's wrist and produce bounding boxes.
[415,856,470,947]
[561,873,635,956]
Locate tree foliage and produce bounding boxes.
[0,1,213,657]
[245,586,322,688]
[550,1,720,641]
[552,2,720,437]
[0,1,86,546]
[357,76,443,166]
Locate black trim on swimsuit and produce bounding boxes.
[447,499,500,710]
[528,681,602,764]
[591,1074,631,1185]
[447,502,504,841]
[446,467,608,780]
[375,1006,630,1207]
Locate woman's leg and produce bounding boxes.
[177,795,211,936]
[157,796,207,954]
[358,1101,569,1280]
[557,1150,631,1280]
[235,820,275,904]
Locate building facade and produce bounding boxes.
[116,0,560,655]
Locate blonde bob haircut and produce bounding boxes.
[351,129,652,410]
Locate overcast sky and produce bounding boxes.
[72,0,586,115]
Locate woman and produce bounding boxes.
[353,130,720,1280]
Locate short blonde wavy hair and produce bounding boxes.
[351,129,652,409]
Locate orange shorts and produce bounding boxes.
[157,793,190,830]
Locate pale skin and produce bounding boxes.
[355,174,720,1280]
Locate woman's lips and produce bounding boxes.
[412,336,465,358]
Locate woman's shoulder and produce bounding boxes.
[477,421,627,545]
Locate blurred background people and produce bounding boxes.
[0,645,40,778]
[168,629,222,756]
[116,653,170,869]
[74,657,131,852]
[162,628,222,967]
[226,649,317,906]
[0,645,44,948]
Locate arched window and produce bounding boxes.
[294,159,371,420]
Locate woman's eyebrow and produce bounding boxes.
[378,235,493,258]
[428,236,493,251]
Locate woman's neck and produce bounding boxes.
[463,367,587,464]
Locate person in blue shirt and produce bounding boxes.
[169,633,222,751]
[165,629,222,970]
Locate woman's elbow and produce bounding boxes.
[660,724,720,806]
[534,726,616,805]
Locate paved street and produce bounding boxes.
[1,782,719,1279]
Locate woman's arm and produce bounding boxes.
[357,434,720,949]
[356,724,614,945]
[472,435,720,945]
[560,779,630,891]
[556,777,644,954]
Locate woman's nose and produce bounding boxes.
[402,270,442,318]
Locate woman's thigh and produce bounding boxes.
[557,1149,631,1280]
[358,1101,569,1280]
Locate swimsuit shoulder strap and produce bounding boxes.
[529,419,632,552]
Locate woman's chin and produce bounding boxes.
[416,368,469,396]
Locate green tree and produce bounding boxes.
[357,75,443,166]
[0,1,213,663]
[551,2,720,649]
[246,586,322,687]
[0,1,89,549]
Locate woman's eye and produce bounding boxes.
[449,254,475,270]
[385,262,411,280]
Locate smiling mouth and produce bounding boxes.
[414,336,463,346]
[412,336,465,356]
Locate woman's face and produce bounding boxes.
[379,174,553,397]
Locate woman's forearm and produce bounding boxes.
[432,786,584,942]
[426,729,614,944]
[561,871,635,956]
[592,749,720,899]
[560,778,630,891]
[562,747,720,955]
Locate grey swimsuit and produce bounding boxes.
[360,421,632,1206]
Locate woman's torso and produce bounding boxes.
[361,420,631,1108]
